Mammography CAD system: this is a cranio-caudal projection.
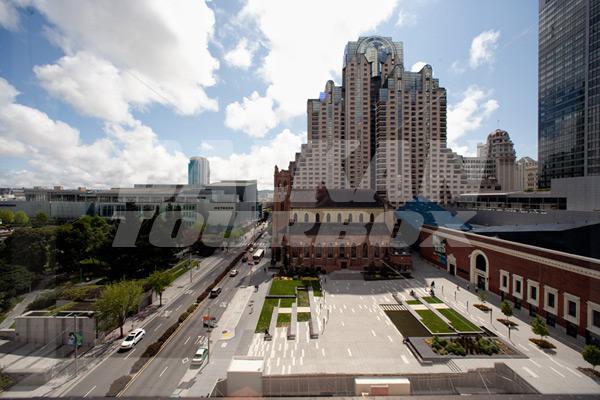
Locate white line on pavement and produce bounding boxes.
[371,329,377,337]
[221,342,228,348]
[276,357,280,367]
[321,348,325,357]
[518,343,530,352]
[347,348,352,357]
[123,348,136,360]
[522,366,538,378]
[315,341,319,349]
[341,321,345,326]
[184,336,191,345]
[154,323,163,332]
[566,367,582,378]
[159,366,168,377]
[387,335,394,343]
[529,359,541,367]
[550,366,566,378]
[401,355,409,364]
[174,304,181,312]
[83,386,96,398]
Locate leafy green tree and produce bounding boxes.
[478,290,487,303]
[500,300,513,319]
[2,227,57,274]
[146,270,172,306]
[0,209,14,225]
[582,345,600,370]
[32,212,49,227]
[56,216,110,276]
[94,281,143,337]
[13,211,29,226]
[531,316,549,340]
[0,262,36,311]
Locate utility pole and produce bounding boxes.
[73,314,78,377]
[189,250,192,284]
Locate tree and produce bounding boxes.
[94,281,143,337]
[500,300,513,319]
[13,211,29,226]
[582,345,600,370]
[531,316,549,340]
[500,300,513,339]
[32,212,49,227]
[147,270,172,306]
[2,227,57,274]
[0,209,14,225]
[478,290,487,303]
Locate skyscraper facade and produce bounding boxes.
[188,156,210,186]
[538,0,600,188]
[281,36,474,206]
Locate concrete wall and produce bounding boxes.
[14,313,98,346]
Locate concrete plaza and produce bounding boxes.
[246,255,600,395]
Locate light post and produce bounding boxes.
[206,306,212,364]
[189,250,193,284]
[73,314,78,377]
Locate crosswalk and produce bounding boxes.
[380,304,406,311]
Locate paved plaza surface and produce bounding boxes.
[245,256,600,395]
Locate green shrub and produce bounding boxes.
[130,358,147,374]
[106,375,132,397]
[0,370,13,391]
[477,338,499,355]
[186,304,197,314]
[140,341,163,359]
[26,292,57,311]
[445,341,467,356]
[178,312,190,323]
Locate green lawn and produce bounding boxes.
[415,310,453,333]
[422,296,444,304]
[276,313,291,327]
[297,312,311,322]
[438,308,481,332]
[406,299,421,305]
[255,298,278,333]
[269,278,322,296]
[279,298,295,308]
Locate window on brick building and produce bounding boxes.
[530,286,537,301]
[548,292,555,308]
[328,243,333,258]
[363,243,368,258]
[316,245,322,258]
[568,300,577,317]
[593,310,600,328]
[304,246,310,258]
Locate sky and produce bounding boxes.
[0,0,538,190]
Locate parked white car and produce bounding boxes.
[191,346,208,366]
[120,328,145,350]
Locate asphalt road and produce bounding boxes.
[120,253,258,397]
[64,247,247,398]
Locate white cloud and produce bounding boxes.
[225,91,278,138]
[469,30,500,68]
[27,0,219,123]
[448,85,499,150]
[208,129,305,189]
[410,61,427,72]
[199,141,215,152]
[224,38,257,69]
[395,9,416,27]
[239,0,397,121]
[0,0,19,31]
[0,77,187,187]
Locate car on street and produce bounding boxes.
[209,287,222,298]
[191,346,208,366]
[120,328,145,350]
[229,269,238,277]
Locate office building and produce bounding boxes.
[517,156,538,191]
[538,0,600,187]
[188,156,210,186]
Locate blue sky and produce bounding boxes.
[0,0,538,189]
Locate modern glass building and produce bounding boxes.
[538,0,600,188]
[188,156,210,186]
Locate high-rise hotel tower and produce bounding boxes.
[278,36,473,206]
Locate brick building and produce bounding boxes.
[418,225,600,343]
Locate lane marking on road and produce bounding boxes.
[549,366,566,378]
[182,357,189,364]
[184,336,191,345]
[518,343,530,352]
[287,365,291,374]
[276,357,280,367]
[83,386,96,398]
[401,355,409,364]
[347,348,352,357]
[221,342,228,348]
[159,366,168,377]
[566,367,582,378]
[376,315,381,321]
[123,348,136,360]
[299,357,303,366]
[321,348,325,357]
[529,359,541,367]
[387,335,394,343]
[174,304,182,312]
[315,341,319,349]
[351,308,356,314]
[495,330,506,338]
[341,321,345,327]
[154,323,163,332]
[371,329,377,337]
